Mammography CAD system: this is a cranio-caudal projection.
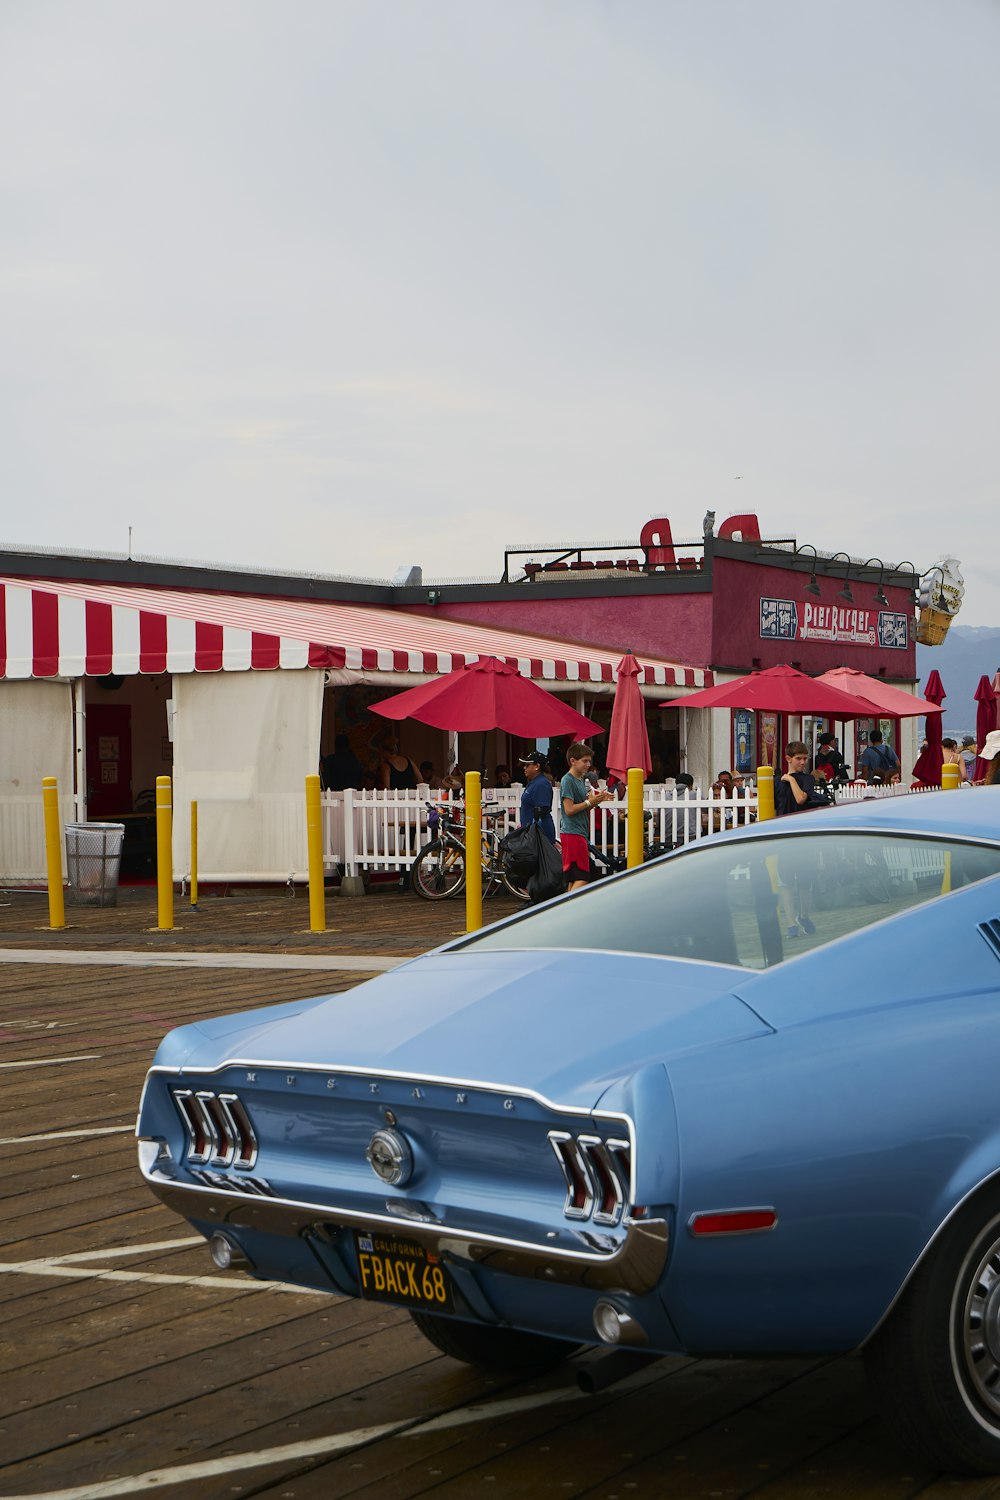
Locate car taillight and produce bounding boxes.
[548,1131,632,1226]
[172,1089,258,1171]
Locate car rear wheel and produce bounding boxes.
[410,1311,577,1370]
[865,1187,1000,1474]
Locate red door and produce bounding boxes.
[86,704,133,817]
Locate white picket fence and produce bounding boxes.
[834,780,939,801]
[322,784,759,877]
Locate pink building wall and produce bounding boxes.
[711,558,916,677]
[399,560,916,682]
[399,593,714,668]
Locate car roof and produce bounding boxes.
[723,787,1000,845]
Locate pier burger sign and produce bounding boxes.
[760,597,909,650]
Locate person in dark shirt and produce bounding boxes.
[517,751,555,842]
[775,741,816,816]
[814,731,845,784]
[774,740,818,939]
[419,760,444,790]
[377,738,420,791]
[320,734,364,791]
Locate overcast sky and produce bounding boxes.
[3,1,998,624]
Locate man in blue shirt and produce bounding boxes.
[860,731,900,785]
[518,751,555,842]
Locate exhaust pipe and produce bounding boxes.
[208,1232,250,1271]
[577,1349,661,1395]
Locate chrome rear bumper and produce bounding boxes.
[140,1156,669,1296]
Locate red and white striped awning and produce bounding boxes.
[0,576,709,689]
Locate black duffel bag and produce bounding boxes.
[500,823,540,885]
[528,830,565,903]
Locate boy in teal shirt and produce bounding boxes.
[559,743,613,891]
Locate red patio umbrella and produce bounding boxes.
[973,674,999,782]
[370,656,602,737]
[911,671,946,786]
[660,663,883,718]
[606,653,652,784]
[815,666,944,719]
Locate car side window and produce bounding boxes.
[726,863,769,970]
[461,834,1000,970]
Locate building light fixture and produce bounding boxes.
[864,557,890,607]
[829,552,855,605]
[792,543,822,598]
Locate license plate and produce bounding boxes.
[353,1231,453,1312]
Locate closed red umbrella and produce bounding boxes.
[912,671,946,786]
[370,656,602,737]
[606,653,652,784]
[974,674,1000,782]
[661,663,883,718]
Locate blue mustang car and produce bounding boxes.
[138,789,1000,1474]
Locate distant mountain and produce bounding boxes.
[916,626,1000,735]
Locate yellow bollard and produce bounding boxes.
[42,777,65,930]
[465,770,483,934]
[756,766,776,821]
[626,768,645,868]
[156,775,174,931]
[306,774,326,933]
[941,763,960,790]
[190,801,198,907]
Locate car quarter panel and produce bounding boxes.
[661,880,1000,1353]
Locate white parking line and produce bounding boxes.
[0,1379,643,1499]
[0,1126,133,1145]
[0,1256,326,1295]
[43,1238,205,1263]
[0,949,401,971]
[0,1055,100,1070]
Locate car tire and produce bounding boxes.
[865,1187,1000,1474]
[410,1311,577,1370]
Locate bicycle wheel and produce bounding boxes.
[410,840,466,900]
[500,864,532,902]
[479,835,503,899]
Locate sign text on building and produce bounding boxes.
[760,598,908,650]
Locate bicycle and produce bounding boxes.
[589,810,675,876]
[409,802,531,902]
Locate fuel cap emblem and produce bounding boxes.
[366,1127,413,1187]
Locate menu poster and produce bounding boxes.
[759,712,779,770]
[733,709,754,774]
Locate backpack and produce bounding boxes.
[869,744,897,781]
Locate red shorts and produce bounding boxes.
[561,832,591,881]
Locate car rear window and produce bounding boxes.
[460,832,1000,969]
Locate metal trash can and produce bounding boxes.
[65,822,126,907]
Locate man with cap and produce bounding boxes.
[961,735,978,783]
[518,750,556,842]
